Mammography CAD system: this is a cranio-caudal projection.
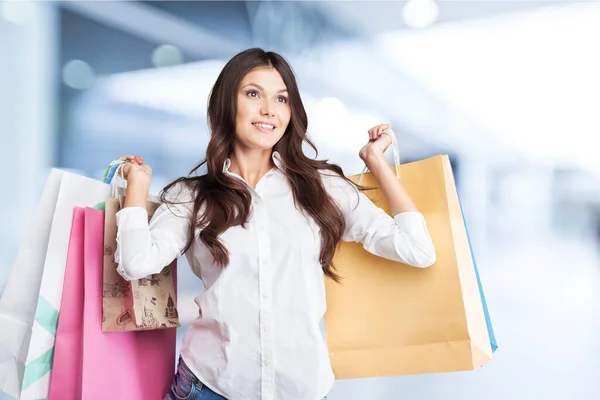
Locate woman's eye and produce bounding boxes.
[247,90,259,98]
[277,96,288,104]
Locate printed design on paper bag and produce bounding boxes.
[137,304,160,330]
[103,280,129,298]
[138,273,161,287]
[117,310,133,326]
[165,293,179,322]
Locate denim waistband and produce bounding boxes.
[177,356,202,388]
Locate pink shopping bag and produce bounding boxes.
[47,208,86,400]
[46,207,176,400]
[81,207,176,400]
[80,207,176,399]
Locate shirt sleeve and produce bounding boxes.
[114,182,195,280]
[322,171,437,268]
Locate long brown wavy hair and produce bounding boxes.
[161,48,359,282]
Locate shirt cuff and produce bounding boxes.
[117,263,134,281]
[393,211,428,231]
[115,206,149,230]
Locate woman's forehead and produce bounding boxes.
[241,67,287,90]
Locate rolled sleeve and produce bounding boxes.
[114,207,150,280]
[393,210,428,229]
[322,171,436,268]
[116,206,149,231]
[115,183,195,280]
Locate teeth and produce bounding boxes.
[253,123,274,130]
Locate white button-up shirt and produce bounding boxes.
[115,152,436,400]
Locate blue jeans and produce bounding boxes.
[165,357,327,400]
[165,357,226,400]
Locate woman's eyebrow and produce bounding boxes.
[242,83,288,93]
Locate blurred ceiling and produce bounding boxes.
[60,1,565,62]
[57,1,598,170]
[304,0,562,37]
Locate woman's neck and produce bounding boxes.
[228,147,275,189]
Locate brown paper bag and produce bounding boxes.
[325,154,493,379]
[101,168,180,332]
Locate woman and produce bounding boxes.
[115,48,436,400]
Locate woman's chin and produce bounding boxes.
[235,140,279,152]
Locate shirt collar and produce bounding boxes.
[222,151,284,174]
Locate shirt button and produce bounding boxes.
[262,293,268,300]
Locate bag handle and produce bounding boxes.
[103,159,125,184]
[357,128,401,185]
[110,162,128,200]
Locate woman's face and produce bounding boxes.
[234,66,291,152]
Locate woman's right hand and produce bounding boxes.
[117,154,152,183]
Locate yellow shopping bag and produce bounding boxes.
[325,154,494,379]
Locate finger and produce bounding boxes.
[118,155,144,164]
[130,156,144,165]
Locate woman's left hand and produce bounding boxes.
[359,123,393,162]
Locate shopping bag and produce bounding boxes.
[20,171,110,400]
[81,207,176,399]
[47,208,86,400]
[0,169,63,399]
[325,153,496,379]
[102,165,180,332]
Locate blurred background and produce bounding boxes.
[1,0,600,399]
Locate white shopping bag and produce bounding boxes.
[0,169,63,399]
[19,170,110,400]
